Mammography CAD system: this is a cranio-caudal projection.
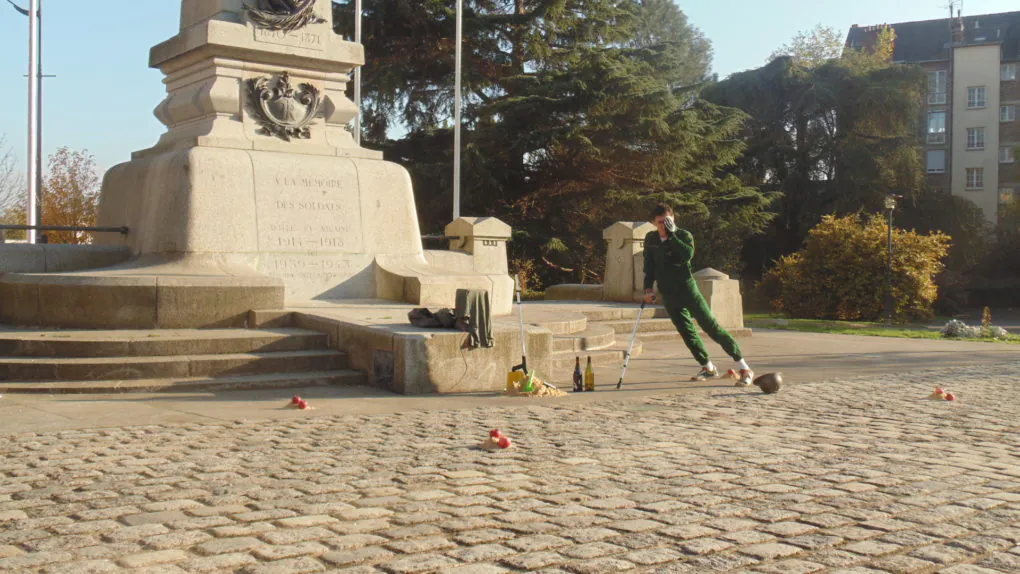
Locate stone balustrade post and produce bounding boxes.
[602,221,655,302]
[445,217,512,275]
[693,268,745,330]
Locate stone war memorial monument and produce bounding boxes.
[0,0,746,395]
[2,0,511,329]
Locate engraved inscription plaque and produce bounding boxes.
[253,159,370,299]
[253,27,326,51]
[254,167,363,254]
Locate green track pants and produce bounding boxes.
[662,289,742,367]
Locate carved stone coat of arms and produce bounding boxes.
[245,0,326,32]
[247,72,322,141]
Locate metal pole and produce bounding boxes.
[353,0,362,145]
[35,0,43,242]
[886,207,893,325]
[452,0,463,221]
[26,0,39,244]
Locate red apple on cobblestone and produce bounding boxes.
[497,436,512,449]
[945,393,956,401]
[934,387,945,395]
[490,429,503,439]
[291,395,302,405]
[298,399,309,410]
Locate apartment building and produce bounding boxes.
[847,11,1020,225]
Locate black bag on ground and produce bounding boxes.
[408,308,459,329]
[408,308,441,328]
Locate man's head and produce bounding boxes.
[651,204,674,234]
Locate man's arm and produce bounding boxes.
[643,234,656,292]
[665,229,695,264]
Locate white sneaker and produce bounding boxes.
[690,366,719,381]
[734,369,754,387]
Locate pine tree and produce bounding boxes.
[705,27,926,278]
[335,0,776,285]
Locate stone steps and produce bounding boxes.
[0,350,348,382]
[601,317,679,335]
[0,326,365,394]
[550,340,644,372]
[551,325,617,352]
[517,303,750,384]
[0,370,366,394]
[601,318,752,340]
[0,328,327,358]
[522,311,588,335]
[575,307,670,322]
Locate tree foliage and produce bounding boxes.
[705,27,927,279]
[762,214,951,322]
[0,136,25,239]
[1,147,100,245]
[42,147,100,244]
[334,0,776,286]
[767,24,844,68]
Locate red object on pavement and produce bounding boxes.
[945,393,956,401]
[497,436,512,449]
[291,395,302,405]
[297,399,309,410]
[490,429,503,439]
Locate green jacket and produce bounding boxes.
[643,228,697,296]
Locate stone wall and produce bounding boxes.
[0,245,131,275]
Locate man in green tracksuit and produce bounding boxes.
[643,204,754,386]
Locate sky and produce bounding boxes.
[0,0,1018,178]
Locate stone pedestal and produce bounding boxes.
[397,217,515,315]
[444,217,512,276]
[0,0,515,328]
[694,268,745,330]
[602,222,655,302]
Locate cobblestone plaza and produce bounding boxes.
[1,362,1018,573]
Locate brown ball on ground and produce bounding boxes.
[753,372,783,394]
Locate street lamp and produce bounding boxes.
[884,195,898,325]
[7,0,42,244]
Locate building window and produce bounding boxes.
[966,127,985,150]
[1003,63,1018,81]
[927,110,946,143]
[966,168,984,190]
[967,87,986,109]
[928,70,947,104]
[926,150,946,173]
[1002,146,1016,163]
[1003,105,1017,122]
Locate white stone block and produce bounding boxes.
[602,221,655,302]
[694,268,744,330]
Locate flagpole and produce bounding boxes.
[26,0,39,244]
[353,0,362,145]
[35,0,43,241]
[452,0,462,221]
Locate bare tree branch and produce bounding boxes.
[0,135,25,223]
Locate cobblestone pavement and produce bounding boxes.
[1,364,1019,574]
